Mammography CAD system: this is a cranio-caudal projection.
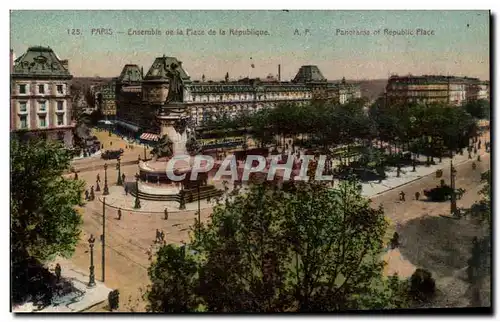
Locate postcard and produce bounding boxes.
[10,10,491,313]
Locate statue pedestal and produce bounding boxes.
[158,102,188,156]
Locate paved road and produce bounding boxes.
[72,131,490,312]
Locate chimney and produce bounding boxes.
[278,64,281,82]
[61,59,69,70]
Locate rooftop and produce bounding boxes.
[12,46,72,78]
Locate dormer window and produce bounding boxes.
[38,84,45,94]
[19,84,27,94]
[57,85,64,94]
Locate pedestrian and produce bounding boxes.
[97,173,100,183]
[122,173,126,184]
[399,191,406,202]
[164,208,169,220]
[124,185,129,196]
[117,208,122,220]
[415,191,420,200]
[85,190,89,200]
[160,230,165,243]
[55,263,61,283]
[74,172,78,180]
[472,162,477,170]
[110,141,113,146]
[477,154,481,162]
[155,229,160,243]
[146,247,152,261]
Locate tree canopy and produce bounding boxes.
[145,180,408,312]
[11,135,84,303]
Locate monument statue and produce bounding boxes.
[150,134,174,160]
[165,62,184,103]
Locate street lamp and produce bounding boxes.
[116,157,122,186]
[427,136,432,166]
[103,163,109,195]
[134,173,141,209]
[450,158,458,217]
[88,234,96,288]
[144,145,147,161]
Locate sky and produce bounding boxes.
[10,10,490,80]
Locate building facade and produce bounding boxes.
[93,80,118,119]
[10,46,74,147]
[386,75,490,106]
[112,56,361,139]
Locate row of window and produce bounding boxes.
[18,100,66,113]
[18,113,66,129]
[191,92,311,102]
[17,84,66,95]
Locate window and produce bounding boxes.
[39,115,46,127]
[38,84,45,94]
[19,84,27,94]
[57,114,64,126]
[56,85,64,94]
[57,101,64,111]
[19,115,27,129]
[39,101,46,111]
[19,101,27,112]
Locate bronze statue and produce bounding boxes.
[165,63,184,103]
[150,134,174,160]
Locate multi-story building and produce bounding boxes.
[111,55,361,140]
[386,75,489,106]
[93,80,118,120]
[10,46,74,147]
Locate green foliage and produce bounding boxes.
[10,136,84,302]
[145,244,201,312]
[463,99,490,120]
[145,180,408,312]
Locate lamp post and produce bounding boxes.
[427,136,432,166]
[88,234,96,288]
[450,157,457,216]
[102,197,106,282]
[144,145,147,161]
[103,163,109,195]
[116,157,122,186]
[134,173,141,209]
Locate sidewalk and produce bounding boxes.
[361,148,488,198]
[13,257,112,313]
[99,185,215,213]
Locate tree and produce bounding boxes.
[11,136,84,304]
[145,180,408,312]
[463,99,489,120]
[466,170,491,307]
[145,244,201,312]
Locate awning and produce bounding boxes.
[140,133,160,141]
[116,120,140,132]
